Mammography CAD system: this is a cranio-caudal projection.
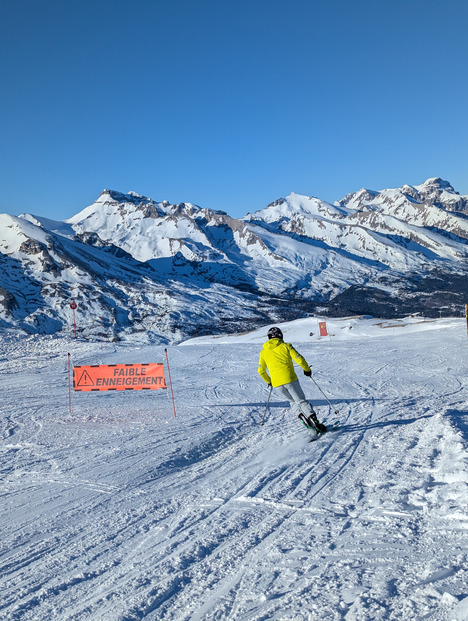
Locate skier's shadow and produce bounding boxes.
[270,398,366,409]
[335,414,434,433]
[343,410,468,435]
[215,398,369,408]
[445,408,468,441]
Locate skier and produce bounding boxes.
[258,327,327,438]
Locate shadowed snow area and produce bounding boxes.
[1,316,468,620]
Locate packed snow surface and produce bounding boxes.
[1,316,468,620]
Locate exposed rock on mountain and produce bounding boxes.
[0,178,466,341]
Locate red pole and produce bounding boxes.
[70,302,77,338]
[164,348,177,418]
[68,353,72,413]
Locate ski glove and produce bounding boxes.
[303,370,312,377]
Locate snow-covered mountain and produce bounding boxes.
[1,178,467,341]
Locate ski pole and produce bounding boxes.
[261,385,273,426]
[309,376,339,415]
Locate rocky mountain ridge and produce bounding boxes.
[0,178,466,342]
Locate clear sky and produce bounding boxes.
[1,0,467,220]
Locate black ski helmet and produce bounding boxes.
[267,326,283,340]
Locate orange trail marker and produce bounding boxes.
[319,321,328,337]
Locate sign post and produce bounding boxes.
[68,353,72,413]
[70,301,77,339]
[165,348,177,418]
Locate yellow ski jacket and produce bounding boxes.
[257,338,311,387]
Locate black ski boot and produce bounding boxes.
[298,412,314,429]
[311,411,327,433]
[298,413,318,440]
[298,413,318,441]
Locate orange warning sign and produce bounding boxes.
[319,321,328,337]
[73,363,167,392]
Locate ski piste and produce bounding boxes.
[3,319,467,620]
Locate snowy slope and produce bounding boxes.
[1,317,468,620]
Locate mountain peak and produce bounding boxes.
[417,177,456,193]
[99,189,156,205]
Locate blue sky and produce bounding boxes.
[1,0,467,220]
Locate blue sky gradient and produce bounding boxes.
[1,0,467,219]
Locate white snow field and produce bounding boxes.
[1,317,468,620]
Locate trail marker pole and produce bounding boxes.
[164,348,177,417]
[70,301,77,339]
[465,304,468,338]
[68,353,72,414]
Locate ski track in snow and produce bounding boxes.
[1,322,468,620]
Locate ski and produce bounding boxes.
[307,420,341,441]
[322,419,341,430]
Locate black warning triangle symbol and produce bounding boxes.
[77,369,95,387]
